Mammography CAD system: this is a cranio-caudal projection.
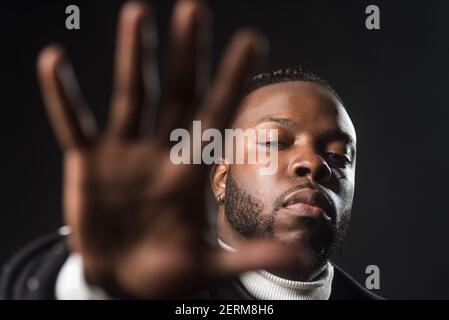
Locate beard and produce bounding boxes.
[224,170,351,265]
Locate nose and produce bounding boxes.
[287,146,332,184]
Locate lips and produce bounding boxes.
[282,189,336,222]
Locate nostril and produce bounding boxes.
[295,166,310,177]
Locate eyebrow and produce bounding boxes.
[256,117,302,130]
[256,117,356,155]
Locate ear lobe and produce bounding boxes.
[210,161,228,196]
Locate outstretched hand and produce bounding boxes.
[37,0,307,298]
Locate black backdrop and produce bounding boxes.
[1,0,448,299]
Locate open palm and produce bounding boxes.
[37,0,301,298]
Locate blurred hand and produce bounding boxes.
[37,0,306,298]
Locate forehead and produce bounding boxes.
[234,81,356,142]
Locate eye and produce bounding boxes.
[326,152,351,167]
[259,140,289,150]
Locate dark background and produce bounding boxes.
[1,0,448,299]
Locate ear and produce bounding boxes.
[210,160,229,198]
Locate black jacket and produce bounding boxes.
[0,231,382,300]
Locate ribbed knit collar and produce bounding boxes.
[217,238,334,300]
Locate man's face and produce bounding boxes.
[222,80,356,264]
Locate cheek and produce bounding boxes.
[342,168,355,203]
[230,164,279,212]
[330,178,354,218]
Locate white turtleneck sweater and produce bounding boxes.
[55,239,334,300]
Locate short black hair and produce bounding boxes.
[245,67,343,105]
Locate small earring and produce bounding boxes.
[216,194,224,204]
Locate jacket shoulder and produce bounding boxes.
[0,229,69,300]
[330,263,384,300]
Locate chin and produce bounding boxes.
[273,214,334,247]
[273,226,333,255]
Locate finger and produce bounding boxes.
[198,29,269,136]
[167,30,268,177]
[108,1,157,138]
[37,45,96,150]
[157,0,211,141]
[210,240,317,282]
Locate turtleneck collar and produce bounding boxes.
[217,238,334,300]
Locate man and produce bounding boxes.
[0,0,380,300]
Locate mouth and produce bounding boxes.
[281,189,336,223]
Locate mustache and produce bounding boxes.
[272,181,335,213]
